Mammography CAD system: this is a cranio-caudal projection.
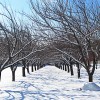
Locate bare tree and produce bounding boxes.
[0,2,45,81]
[29,0,100,82]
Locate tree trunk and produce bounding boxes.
[89,74,93,82]
[12,71,15,81]
[59,65,62,70]
[37,65,39,70]
[34,66,37,71]
[62,64,64,70]
[77,63,80,79]
[31,64,34,72]
[26,63,30,74]
[0,71,1,81]
[40,64,43,68]
[67,65,70,73]
[65,65,67,71]
[96,65,97,69]
[22,67,26,77]
[27,67,30,74]
[78,68,80,79]
[70,63,74,76]
[39,63,42,69]
[22,60,26,77]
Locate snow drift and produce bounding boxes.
[82,82,100,91]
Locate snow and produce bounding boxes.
[0,65,100,100]
[82,82,100,91]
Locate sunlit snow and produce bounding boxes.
[0,65,100,100]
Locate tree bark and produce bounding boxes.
[22,67,26,77]
[12,71,15,81]
[77,63,80,79]
[37,64,39,70]
[63,64,65,70]
[22,60,26,77]
[70,63,74,76]
[67,65,70,73]
[0,71,1,81]
[34,66,37,71]
[31,64,34,72]
[78,68,80,79]
[65,65,67,71]
[27,67,30,74]
[89,74,93,82]
[96,66,97,69]
[26,63,30,74]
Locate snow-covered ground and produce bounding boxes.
[0,65,100,100]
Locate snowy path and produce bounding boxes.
[0,66,100,100]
